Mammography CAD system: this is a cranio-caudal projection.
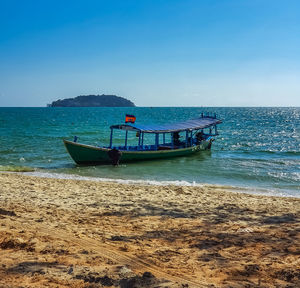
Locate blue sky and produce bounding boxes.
[0,0,299,106]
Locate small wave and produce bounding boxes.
[284,151,300,155]
[24,171,200,186]
[210,185,299,198]
[257,150,300,155]
[0,149,17,154]
[231,150,300,157]
[0,165,35,172]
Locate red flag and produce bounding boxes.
[125,114,136,123]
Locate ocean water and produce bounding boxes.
[0,107,299,197]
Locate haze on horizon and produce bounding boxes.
[0,0,299,107]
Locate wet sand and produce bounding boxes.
[0,172,299,287]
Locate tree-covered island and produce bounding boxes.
[48,95,135,107]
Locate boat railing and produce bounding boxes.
[108,139,209,151]
[110,144,156,151]
[107,134,215,151]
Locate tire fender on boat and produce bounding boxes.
[107,148,122,166]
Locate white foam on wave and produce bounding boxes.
[20,170,300,198]
[24,171,201,187]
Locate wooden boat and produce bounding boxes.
[63,113,222,165]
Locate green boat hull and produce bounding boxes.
[63,139,212,165]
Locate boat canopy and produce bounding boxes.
[110,116,222,133]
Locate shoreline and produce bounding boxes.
[3,168,299,199]
[0,172,299,287]
[25,170,300,198]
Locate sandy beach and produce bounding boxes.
[0,172,299,287]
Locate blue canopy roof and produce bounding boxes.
[110,116,222,133]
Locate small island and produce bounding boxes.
[48,95,135,107]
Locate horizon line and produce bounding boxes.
[0,106,299,108]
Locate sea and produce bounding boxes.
[0,107,299,197]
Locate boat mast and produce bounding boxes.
[185,130,188,147]
[109,128,113,148]
[125,130,128,149]
[138,131,141,148]
[155,133,159,149]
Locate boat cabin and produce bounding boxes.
[108,113,221,151]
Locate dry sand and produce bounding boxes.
[0,172,299,287]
